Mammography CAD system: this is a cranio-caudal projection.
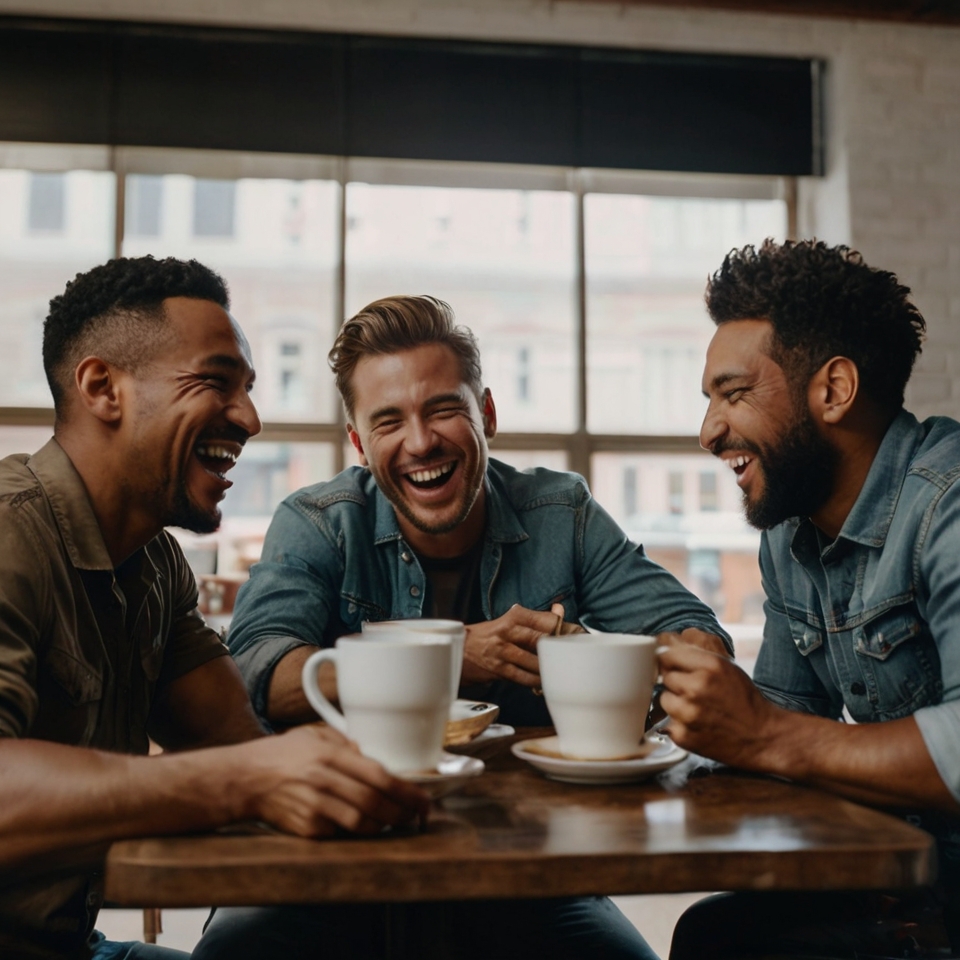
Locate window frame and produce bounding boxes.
[0,142,796,486]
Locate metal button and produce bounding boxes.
[850,682,866,696]
[401,551,412,563]
[410,585,421,597]
[347,602,357,614]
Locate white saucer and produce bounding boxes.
[446,723,516,759]
[511,734,687,785]
[401,752,485,799]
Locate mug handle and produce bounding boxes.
[301,649,347,734]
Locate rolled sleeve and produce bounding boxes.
[914,702,960,804]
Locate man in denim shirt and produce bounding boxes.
[662,240,960,959]
[204,295,729,960]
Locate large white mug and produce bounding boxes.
[537,634,657,760]
[301,635,452,773]
[361,619,465,703]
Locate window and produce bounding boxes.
[27,173,66,232]
[0,144,790,636]
[126,175,163,237]
[193,179,236,237]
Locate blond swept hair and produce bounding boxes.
[329,295,484,420]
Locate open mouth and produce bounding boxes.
[194,441,241,482]
[725,453,755,486]
[403,461,456,490]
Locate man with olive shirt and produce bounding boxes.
[215,293,730,959]
[662,239,960,958]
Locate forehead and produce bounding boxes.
[702,318,783,389]
[351,343,469,415]
[161,296,254,370]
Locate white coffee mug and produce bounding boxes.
[301,635,452,773]
[362,619,465,703]
[537,633,657,760]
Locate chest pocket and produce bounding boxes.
[35,647,103,745]
[850,604,942,721]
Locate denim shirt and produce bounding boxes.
[755,410,960,815]
[229,459,729,723]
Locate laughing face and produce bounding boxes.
[346,343,495,555]
[123,297,261,534]
[700,319,838,530]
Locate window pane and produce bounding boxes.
[122,175,340,423]
[172,441,337,578]
[585,195,786,435]
[591,451,763,650]
[0,169,116,407]
[345,183,577,433]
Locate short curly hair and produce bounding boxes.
[329,295,483,421]
[706,239,925,411]
[44,256,229,417]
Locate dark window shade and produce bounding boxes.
[0,17,821,176]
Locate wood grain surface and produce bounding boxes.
[104,730,935,908]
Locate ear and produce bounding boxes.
[74,356,123,424]
[346,424,368,467]
[809,356,859,426]
[481,388,497,440]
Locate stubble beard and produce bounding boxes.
[157,464,222,535]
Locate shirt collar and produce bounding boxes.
[791,409,922,560]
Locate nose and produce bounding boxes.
[404,415,436,458]
[230,388,262,440]
[699,398,725,453]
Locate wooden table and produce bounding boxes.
[104,731,935,907]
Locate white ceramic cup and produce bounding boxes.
[301,635,452,773]
[361,619,465,703]
[537,633,658,760]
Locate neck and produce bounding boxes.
[810,409,896,540]
[56,429,160,568]
[398,488,487,560]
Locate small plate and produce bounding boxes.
[511,734,686,785]
[444,699,500,746]
[401,752,485,799]
[446,723,516,760]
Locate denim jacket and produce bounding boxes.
[755,410,960,808]
[229,459,729,723]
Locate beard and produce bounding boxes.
[740,408,839,531]
[164,479,222,534]
[370,451,485,537]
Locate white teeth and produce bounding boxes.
[727,455,751,470]
[196,444,238,463]
[407,463,454,483]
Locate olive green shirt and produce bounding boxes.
[0,439,228,959]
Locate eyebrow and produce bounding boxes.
[201,354,256,382]
[702,372,747,399]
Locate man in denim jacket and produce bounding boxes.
[202,295,729,960]
[663,240,960,959]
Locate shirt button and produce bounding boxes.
[401,551,412,563]
[410,585,421,598]
[347,603,357,614]
[850,682,866,696]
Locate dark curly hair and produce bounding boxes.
[706,239,925,412]
[43,256,229,417]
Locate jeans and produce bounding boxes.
[89,929,189,959]
[669,890,957,959]
[192,896,658,960]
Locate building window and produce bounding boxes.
[668,471,684,514]
[126,175,163,237]
[623,465,638,518]
[193,179,236,237]
[699,471,718,511]
[27,173,65,232]
[516,347,531,402]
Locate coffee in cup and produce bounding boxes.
[537,633,657,760]
[301,635,452,773]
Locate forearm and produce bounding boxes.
[268,646,336,726]
[0,738,253,869]
[757,710,957,812]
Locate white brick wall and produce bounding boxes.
[2,0,959,416]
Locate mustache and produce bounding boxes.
[708,438,763,459]
[197,425,251,447]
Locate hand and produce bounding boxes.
[461,603,566,687]
[656,627,732,658]
[657,643,784,771]
[242,724,430,838]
